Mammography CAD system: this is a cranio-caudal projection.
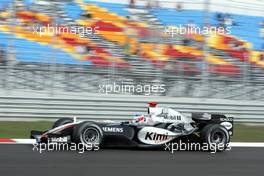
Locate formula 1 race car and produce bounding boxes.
[30,102,233,151]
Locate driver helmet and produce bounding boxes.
[133,114,145,123]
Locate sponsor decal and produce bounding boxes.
[50,136,69,143]
[220,117,233,121]
[220,121,233,130]
[102,127,124,133]
[163,115,181,120]
[145,132,168,141]
[202,113,211,119]
[138,127,178,145]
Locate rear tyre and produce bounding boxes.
[53,118,74,129]
[201,124,230,152]
[72,122,103,149]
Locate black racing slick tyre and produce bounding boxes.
[201,124,230,152]
[52,118,74,129]
[72,122,103,149]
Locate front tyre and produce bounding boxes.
[201,124,230,152]
[72,122,103,149]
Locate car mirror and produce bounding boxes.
[162,108,169,115]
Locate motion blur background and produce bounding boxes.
[0,0,263,123]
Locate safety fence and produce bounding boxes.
[0,92,264,123]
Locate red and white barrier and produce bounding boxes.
[229,142,264,147]
[0,138,36,144]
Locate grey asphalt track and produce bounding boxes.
[0,145,263,176]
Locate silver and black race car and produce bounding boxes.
[30,102,233,151]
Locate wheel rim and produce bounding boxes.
[210,130,226,145]
[81,128,100,144]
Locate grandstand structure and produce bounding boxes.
[0,0,263,100]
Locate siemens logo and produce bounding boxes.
[102,127,124,133]
[145,132,168,141]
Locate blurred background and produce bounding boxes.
[0,0,263,100]
[0,0,264,131]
